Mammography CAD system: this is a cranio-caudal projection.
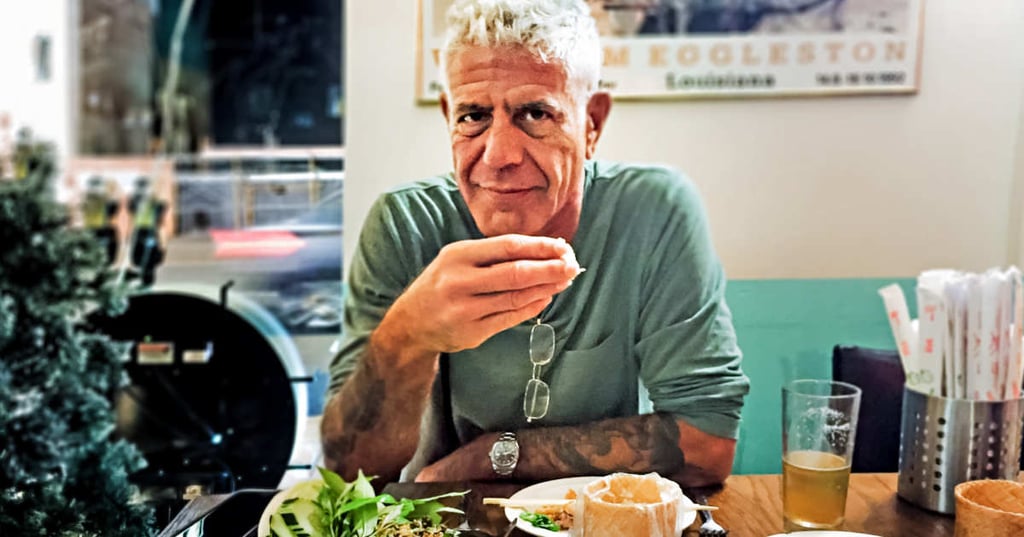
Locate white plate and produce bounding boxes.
[503,476,698,537]
[770,528,880,532]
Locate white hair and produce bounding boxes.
[440,0,602,98]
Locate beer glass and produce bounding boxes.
[782,379,862,531]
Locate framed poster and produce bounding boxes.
[417,0,925,102]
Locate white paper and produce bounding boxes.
[977,273,1004,401]
[884,268,1024,401]
[919,270,956,396]
[946,278,969,399]
[1009,267,1023,399]
[997,272,1013,400]
[966,275,985,400]
[916,285,946,396]
[878,284,917,383]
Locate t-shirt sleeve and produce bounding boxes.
[327,195,411,396]
[635,170,749,439]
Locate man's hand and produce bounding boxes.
[387,234,582,356]
[414,432,495,483]
[413,414,736,487]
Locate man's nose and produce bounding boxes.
[481,119,524,169]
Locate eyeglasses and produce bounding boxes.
[524,319,554,422]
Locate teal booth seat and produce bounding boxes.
[727,278,916,475]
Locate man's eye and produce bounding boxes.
[520,109,550,122]
[458,112,488,123]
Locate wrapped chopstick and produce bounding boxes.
[481,497,717,511]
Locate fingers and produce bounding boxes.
[450,234,575,266]
[475,258,581,294]
[475,296,552,338]
[438,234,582,294]
[396,234,584,353]
[468,281,571,320]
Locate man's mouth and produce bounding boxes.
[475,183,542,194]
[487,187,534,194]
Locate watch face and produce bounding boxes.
[490,438,519,470]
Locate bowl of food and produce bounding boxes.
[572,473,689,537]
[494,473,697,536]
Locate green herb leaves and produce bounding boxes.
[265,467,469,537]
[519,512,562,532]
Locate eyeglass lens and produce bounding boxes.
[525,322,555,421]
[529,322,554,365]
[524,378,549,422]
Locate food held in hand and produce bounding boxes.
[559,239,585,279]
[569,472,685,537]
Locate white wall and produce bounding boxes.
[343,0,451,266]
[0,0,75,160]
[346,0,1024,279]
[1012,48,1024,270]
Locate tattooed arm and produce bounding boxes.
[320,320,440,484]
[414,412,736,487]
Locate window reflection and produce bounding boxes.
[80,0,155,154]
[167,150,344,335]
[73,0,345,341]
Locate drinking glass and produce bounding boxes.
[782,379,862,531]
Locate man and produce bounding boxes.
[322,0,748,487]
[81,175,120,265]
[126,176,167,287]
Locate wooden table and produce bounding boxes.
[385,473,956,537]
[694,473,952,537]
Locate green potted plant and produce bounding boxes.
[0,135,155,536]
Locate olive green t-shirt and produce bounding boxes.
[329,161,749,461]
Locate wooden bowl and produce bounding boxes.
[954,479,1024,537]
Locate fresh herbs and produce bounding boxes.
[264,467,468,537]
[518,512,562,532]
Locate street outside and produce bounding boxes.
[158,232,340,376]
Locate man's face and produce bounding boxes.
[441,46,606,240]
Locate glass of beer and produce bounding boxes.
[782,379,861,531]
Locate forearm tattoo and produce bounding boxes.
[531,412,685,476]
[325,353,386,460]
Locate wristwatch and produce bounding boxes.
[489,432,519,476]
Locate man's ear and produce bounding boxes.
[584,92,612,159]
[439,93,450,125]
